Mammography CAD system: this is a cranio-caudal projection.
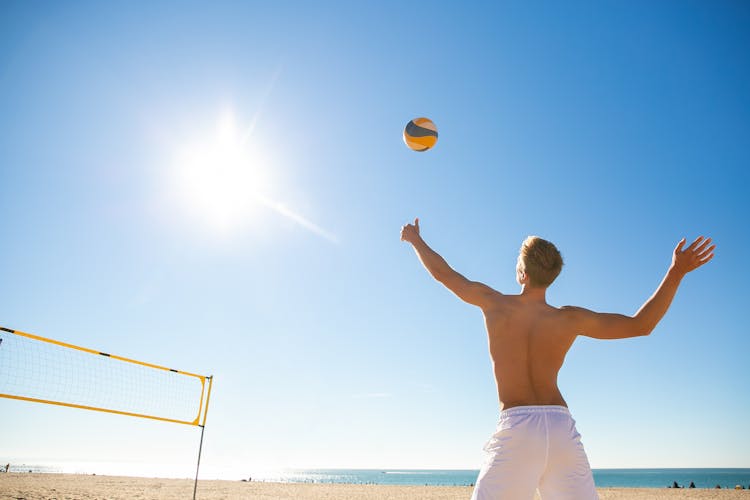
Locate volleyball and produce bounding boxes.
[403,117,438,152]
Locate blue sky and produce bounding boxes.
[1,1,748,478]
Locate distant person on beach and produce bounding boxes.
[401,218,714,500]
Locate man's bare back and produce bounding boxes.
[400,217,714,411]
[483,294,574,410]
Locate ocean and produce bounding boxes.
[7,464,750,489]
[248,468,750,489]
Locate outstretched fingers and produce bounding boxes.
[691,237,714,262]
[687,236,705,251]
[673,236,716,273]
[684,236,716,271]
[698,244,716,264]
[695,237,712,252]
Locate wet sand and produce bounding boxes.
[1,473,749,499]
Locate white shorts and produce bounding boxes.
[471,406,598,500]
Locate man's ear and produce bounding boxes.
[517,268,527,284]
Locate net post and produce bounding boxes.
[193,375,212,500]
[193,423,206,500]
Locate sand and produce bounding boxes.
[1,473,749,499]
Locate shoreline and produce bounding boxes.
[2,473,750,499]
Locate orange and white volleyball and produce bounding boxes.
[403,117,438,152]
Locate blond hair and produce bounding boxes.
[517,236,563,288]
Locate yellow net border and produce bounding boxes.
[0,326,213,427]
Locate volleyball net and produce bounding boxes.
[0,326,212,427]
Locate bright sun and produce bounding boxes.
[168,109,337,243]
[171,111,273,232]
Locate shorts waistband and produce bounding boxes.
[499,405,571,418]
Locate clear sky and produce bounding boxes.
[1,0,748,479]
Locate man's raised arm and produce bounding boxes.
[400,218,499,308]
[565,236,716,340]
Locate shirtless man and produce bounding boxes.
[400,218,714,500]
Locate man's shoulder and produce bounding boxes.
[555,305,589,321]
[558,305,595,315]
[479,292,514,312]
[553,305,599,334]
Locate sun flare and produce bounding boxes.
[170,111,273,232]
[168,109,337,243]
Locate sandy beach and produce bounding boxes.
[1,474,749,500]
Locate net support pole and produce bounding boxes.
[193,375,213,500]
[193,424,206,500]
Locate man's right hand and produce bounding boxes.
[671,236,715,276]
[400,217,421,244]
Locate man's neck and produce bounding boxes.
[519,285,548,303]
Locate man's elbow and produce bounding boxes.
[632,318,655,337]
[611,315,652,338]
[634,328,653,338]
